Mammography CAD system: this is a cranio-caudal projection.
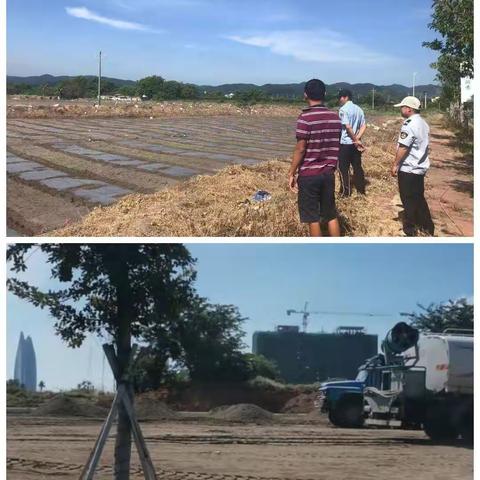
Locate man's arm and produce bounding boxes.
[288,139,307,192]
[345,124,365,152]
[345,124,359,142]
[357,123,367,141]
[391,145,409,177]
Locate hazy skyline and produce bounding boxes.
[8,0,438,85]
[7,244,472,391]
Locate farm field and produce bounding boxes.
[7,114,293,235]
[7,413,473,480]
[6,102,473,236]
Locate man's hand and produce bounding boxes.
[354,141,365,152]
[289,139,307,193]
[288,173,298,193]
[391,164,398,177]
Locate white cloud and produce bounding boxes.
[111,0,205,10]
[226,30,394,65]
[65,6,161,32]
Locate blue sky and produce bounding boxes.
[7,0,439,85]
[7,243,473,391]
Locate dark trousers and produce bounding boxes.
[398,171,435,236]
[338,144,366,196]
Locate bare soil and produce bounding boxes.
[7,103,473,237]
[7,413,472,480]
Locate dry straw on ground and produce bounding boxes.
[52,125,400,237]
[7,99,301,119]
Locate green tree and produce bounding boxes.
[56,76,90,99]
[100,80,117,95]
[7,244,196,480]
[423,0,473,102]
[77,380,95,392]
[7,83,36,95]
[137,75,165,99]
[403,298,473,333]
[143,296,249,382]
[235,89,268,106]
[361,90,386,108]
[40,84,55,97]
[131,345,172,392]
[157,80,182,100]
[7,379,22,393]
[38,380,46,392]
[244,353,280,380]
[180,83,199,100]
[117,85,138,97]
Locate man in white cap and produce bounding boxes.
[391,96,434,236]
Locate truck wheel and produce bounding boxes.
[459,408,473,445]
[329,396,364,428]
[424,407,458,443]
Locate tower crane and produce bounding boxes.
[286,301,391,333]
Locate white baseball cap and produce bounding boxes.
[394,96,421,109]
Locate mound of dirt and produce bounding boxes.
[210,403,274,423]
[33,395,108,417]
[281,393,317,413]
[135,397,177,420]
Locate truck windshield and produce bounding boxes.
[356,369,368,382]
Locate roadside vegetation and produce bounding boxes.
[7,74,431,113]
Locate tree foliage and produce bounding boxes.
[132,297,250,391]
[7,244,196,348]
[173,298,248,382]
[423,0,473,102]
[404,298,473,333]
[243,353,280,380]
[77,380,95,392]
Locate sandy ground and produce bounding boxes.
[6,107,473,237]
[7,414,472,480]
[424,121,473,236]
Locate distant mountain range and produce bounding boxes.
[7,74,136,87]
[199,82,441,100]
[7,74,441,100]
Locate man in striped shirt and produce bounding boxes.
[288,79,342,236]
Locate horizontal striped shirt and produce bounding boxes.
[296,104,342,177]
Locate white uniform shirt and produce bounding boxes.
[397,114,430,175]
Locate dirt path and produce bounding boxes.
[7,415,472,480]
[425,121,473,236]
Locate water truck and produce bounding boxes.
[317,322,473,443]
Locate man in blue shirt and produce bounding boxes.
[337,89,367,196]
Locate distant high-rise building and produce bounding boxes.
[14,332,37,391]
[253,326,377,384]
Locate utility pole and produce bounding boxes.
[412,72,417,97]
[424,91,427,110]
[372,88,375,110]
[97,50,102,106]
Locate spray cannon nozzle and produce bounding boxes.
[382,322,419,356]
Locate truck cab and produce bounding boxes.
[318,354,385,428]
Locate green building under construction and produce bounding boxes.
[252,326,378,384]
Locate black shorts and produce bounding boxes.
[297,172,337,223]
